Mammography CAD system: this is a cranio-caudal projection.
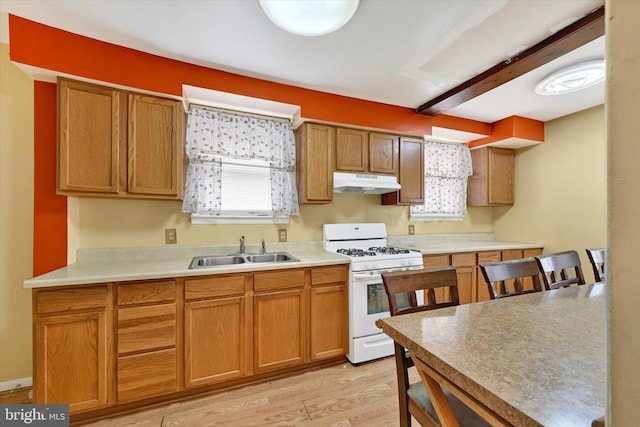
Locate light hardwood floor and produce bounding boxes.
[82,356,420,427]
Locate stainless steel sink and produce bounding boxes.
[245,253,299,263]
[188,255,246,269]
[188,252,299,269]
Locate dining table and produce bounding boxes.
[375,282,607,427]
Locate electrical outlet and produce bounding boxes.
[165,228,177,244]
[408,224,415,235]
[278,229,287,242]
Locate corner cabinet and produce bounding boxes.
[468,147,515,206]
[381,137,424,205]
[57,77,184,200]
[296,123,334,204]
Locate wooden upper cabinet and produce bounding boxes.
[468,146,515,206]
[57,78,184,200]
[128,94,183,197]
[335,128,368,172]
[296,123,334,204]
[335,128,398,175]
[58,78,123,194]
[368,132,398,174]
[382,137,423,205]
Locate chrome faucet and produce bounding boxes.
[261,239,267,254]
[239,236,245,254]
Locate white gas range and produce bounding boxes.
[323,223,424,364]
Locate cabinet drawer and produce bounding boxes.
[423,255,450,268]
[117,348,177,403]
[502,250,524,261]
[185,275,246,300]
[117,304,176,354]
[254,269,305,292]
[478,251,501,264]
[451,253,476,267]
[523,248,543,258]
[117,280,176,306]
[36,286,107,315]
[311,265,347,286]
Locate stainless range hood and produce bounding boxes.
[333,172,401,195]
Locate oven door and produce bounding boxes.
[351,268,422,338]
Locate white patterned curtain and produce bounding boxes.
[410,140,473,220]
[182,106,299,219]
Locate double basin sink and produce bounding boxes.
[189,252,300,269]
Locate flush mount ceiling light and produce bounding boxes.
[535,59,606,96]
[259,0,359,36]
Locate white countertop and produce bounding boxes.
[24,234,543,289]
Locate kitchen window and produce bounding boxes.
[410,140,472,221]
[182,106,299,224]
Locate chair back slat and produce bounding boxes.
[586,248,606,282]
[535,250,586,290]
[480,258,543,299]
[382,266,459,316]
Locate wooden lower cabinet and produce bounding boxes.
[451,253,476,305]
[425,248,544,304]
[184,296,247,387]
[33,285,110,414]
[476,251,501,302]
[310,265,348,361]
[184,274,249,388]
[32,264,349,420]
[115,280,178,403]
[35,311,109,413]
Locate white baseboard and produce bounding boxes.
[0,377,32,392]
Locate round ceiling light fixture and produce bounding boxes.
[259,0,360,36]
[534,59,606,96]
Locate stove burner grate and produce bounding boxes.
[337,248,377,257]
[368,246,412,255]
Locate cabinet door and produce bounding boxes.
[468,147,515,206]
[128,94,183,198]
[476,251,501,302]
[34,312,109,413]
[297,123,334,203]
[368,132,398,175]
[184,297,247,388]
[58,78,123,194]
[452,253,476,305]
[310,284,347,360]
[382,137,423,205]
[336,128,368,172]
[254,289,305,372]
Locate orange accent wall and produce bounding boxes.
[8,14,444,134]
[33,81,67,276]
[468,116,545,148]
[9,14,497,271]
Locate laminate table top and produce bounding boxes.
[376,283,606,427]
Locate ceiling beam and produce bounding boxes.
[416,5,605,117]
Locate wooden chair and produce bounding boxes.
[479,258,543,299]
[586,248,606,282]
[535,250,586,290]
[381,267,489,427]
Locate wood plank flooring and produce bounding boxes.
[81,356,420,427]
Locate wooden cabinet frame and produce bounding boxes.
[57,77,184,200]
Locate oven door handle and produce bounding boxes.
[352,272,382,282]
